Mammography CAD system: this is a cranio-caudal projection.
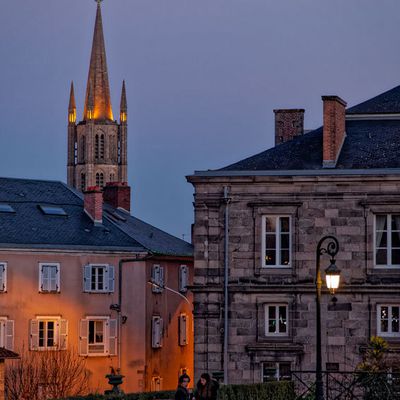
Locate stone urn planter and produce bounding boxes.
[105,368,125,395]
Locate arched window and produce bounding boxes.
[80,136,86,162]
[95,134,99,159]
[110,173,115,182]
[96,172,104,188]
[100,134,105,159]
[80,173,86,191]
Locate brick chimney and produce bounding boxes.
[103,182,131,212]
[84,186,103,224]
[273,109,304,145]
[322,96,347,168]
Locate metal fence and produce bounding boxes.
[291,370,400,400]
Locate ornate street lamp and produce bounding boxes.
[315,235,340,400]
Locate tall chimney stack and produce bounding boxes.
[273,109,305,146]
[103,182,131,212]
[84,186,103,224]
[322,96,347,168]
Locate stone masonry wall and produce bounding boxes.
[190,173,400,383]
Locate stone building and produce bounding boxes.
[187,86,400,384]
[67,1,127,191]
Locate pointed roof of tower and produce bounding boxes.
[120,80,127,112]
[83,0,114,121]
[68,81,76,111]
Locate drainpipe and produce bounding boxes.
[223,187,230,385]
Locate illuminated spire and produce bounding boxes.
[120,80,127,122]
[68,81,76,123]
[83,0,113,121]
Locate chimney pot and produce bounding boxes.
[273,109,305,145]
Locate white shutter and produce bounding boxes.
[179,265,188,293]
[108,266,115,293]
[179,314,188,346]
[108,319,117,356]
[0,263,6,292]
[152,265,163,293]
[50,266,57,292]
[79,319,89,355]
[152,316,163,348]
[83,265,92,292]
[30,320,39,350]
[39,265,47,292]
[59,319,68,350]
[5,320,14,350]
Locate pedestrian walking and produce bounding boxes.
[175,373,191,400]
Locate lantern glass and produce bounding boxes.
[325,262,341,294]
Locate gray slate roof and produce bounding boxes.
[0,177,193,256]
[347,85,400,114]
[219,85,400,172]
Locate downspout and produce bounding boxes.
[223,187,230,385]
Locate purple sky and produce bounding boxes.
[0,1,399,239]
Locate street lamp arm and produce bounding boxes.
[317,235,339,260]
[147,279,192,309]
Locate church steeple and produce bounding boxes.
[83,0,114,121]
[67,1,128,193]
[68,81,76,124]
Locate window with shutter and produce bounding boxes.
[151,376,163,391]
[179,314,189,346]
[84,265,112,293]
[152,316,163,348]
[5,320,14,351]
[179,265,188,293]
[152,265,164,293]
[0,263,7,292]
[59,319,68,350]
[81,317,115,356]
[31,317,66,350]
[39,263,60,293]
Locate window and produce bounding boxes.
[96,172,104,188]
[79,135,86,162]
[151,265,164,293]
[0,262,7,292]
[30,318,67,350]
[179,265,188,293]
[83,264,114,293]
[262,216,291,267]
[0,204,15,213]
[95,134,105,160]
[377,305,400,337]
[375,215,400,267]
[38,205,67,216]
[262,362,291,382]
[152,316,163,348]
[81,173,86,192]
[0,318,14,350]
[265,304,288,336]
[179,313,189,346]
[79,317,117,356]
[39,263,60,293]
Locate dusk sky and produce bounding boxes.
[0,1,399,239]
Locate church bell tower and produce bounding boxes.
[67,1,128,191]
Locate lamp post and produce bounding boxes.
[315,235,340,400]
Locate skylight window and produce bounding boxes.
[0,204,15,213]
[38,205,67,216]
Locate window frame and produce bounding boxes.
[30,316,67,351]
[79,316,117,357]
[38,263,60,293]
[374,214,400,268]
[377,304,400,337]
[0,318,14,350]
[83,264,115,293]
[264,304,289,337]
[261,361,291,382]
[261,215,291,268]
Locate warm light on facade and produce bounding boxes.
[87,110,93,120]
[120,112,127,122]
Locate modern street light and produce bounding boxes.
[315,235,340,400]
[147,279,192,309]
